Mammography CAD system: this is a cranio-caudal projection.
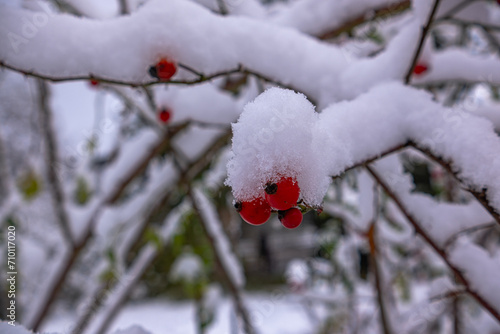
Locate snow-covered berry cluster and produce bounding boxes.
[227,88,341,229]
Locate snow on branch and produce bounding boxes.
[190,187,255,334]
[272,0,411,38]
[227,82,500,218]
[191,188,245,288]
[412,48,500,86]
[366,157,500,321]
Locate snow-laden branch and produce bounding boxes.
[366,157,500,321]
[227,82,500,219]
[271,0,411,38]
[84,206,184,334]
[412,48,500,86]
[190,187,255,334]
[0,0,423,105]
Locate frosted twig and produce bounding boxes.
[36,79,74,246]
[189,188,255,334]
[366,164,500,322]
[405,0,442,84]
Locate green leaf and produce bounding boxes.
[74,177,92,205]
[17,170,41,201]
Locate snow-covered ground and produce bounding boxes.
[43,294,316,334]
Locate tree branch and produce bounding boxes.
[319,0,411,40]
[36,79,74,246]
[405,0,442,84]
[189,189,256,334]
[409,143,500,226]
[365,164,500,322]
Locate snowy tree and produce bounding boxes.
[0,0,500,333]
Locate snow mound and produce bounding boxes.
[226,87,330,206]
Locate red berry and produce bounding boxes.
[154,58,177,81]
[158,108,171,124]
[235,198,271,226]
[413,63,428,75]
[265,177,300,210]
[89,79,99,87]
[278,208,303,229]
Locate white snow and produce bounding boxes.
[449,237,500,312]
[170,252,205,283]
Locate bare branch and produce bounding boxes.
[319,0,411,40]
[189,189,256,334]
[36,79,74,246]
[405,0,442,84]
[0,61,242,87]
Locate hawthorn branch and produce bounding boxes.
[36,79,75,246]
[188,189,256,334]
[409,143,500,226]
[405,0,442,84]
[318,0,411,40]
[0,61,303,100]
[30,121,200,331]
[366,164,500,322]
[69,129,231,334]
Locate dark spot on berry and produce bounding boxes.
[265,183,278,195]
[149,66,158,79]
[234,201,242,212]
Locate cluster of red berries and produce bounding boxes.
[235,176,304,229]
[149,58,177,81]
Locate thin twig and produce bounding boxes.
[405,0,442,84]
[0,61,243,87]
[36,79,75,246]
[319,0,411,40]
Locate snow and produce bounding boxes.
[170,253,204,283]
[2,0,500,332]
[43,294,316,334]
[271,0,405,37]
[0,0,348,105]
[413,48,500,86]
[226,87,328,205]
[449,237,500,312]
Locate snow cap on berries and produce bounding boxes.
[226,87,330,206]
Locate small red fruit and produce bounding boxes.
[235,198,271,226]
[89,79,99,87]
[413,63,428,76]
[149,58,177,81]
[278,208,303,229]
[158,108,171,124]
[265,177,300,210]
